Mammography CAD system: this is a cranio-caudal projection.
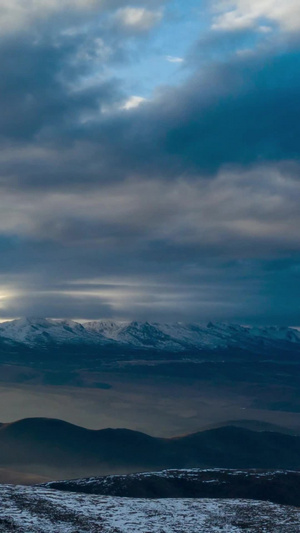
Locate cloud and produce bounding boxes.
[0,32,299,189]
[63,43,299,182]
[114,7,163,32]
[0,0,298,322]
[0,0,102,34]
[121,95,147,110]
[0,162,299,322]
[0,0,166,35]
[212,0,300,32]
[1,164,300,254]
[166,55,184,63]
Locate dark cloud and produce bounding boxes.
[0,35,299,192]
[0,164,300,322]
[0,33,123,142]
[88,45,300,179]
[1,235,299,324]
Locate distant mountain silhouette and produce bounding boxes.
[1,418,300,481]
[200,419,300,436]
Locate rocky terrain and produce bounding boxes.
[0,484,300,532]
[45,468,300,507]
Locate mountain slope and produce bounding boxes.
[46,468,300,507]
[0,318,108,347]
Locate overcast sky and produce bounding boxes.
[0,0,299,323]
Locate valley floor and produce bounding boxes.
[0,485,300,532]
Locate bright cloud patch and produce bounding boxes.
[166,55,184,63]
[212,0,300,32]
[121,96,147,110]
[115,7,163,31]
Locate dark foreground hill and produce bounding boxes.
[46,469,300,507]
[1,418,300,481]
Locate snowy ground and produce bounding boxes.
[0,485,300,532]
[46,467,298,488]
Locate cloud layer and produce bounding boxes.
[0,0,299,323]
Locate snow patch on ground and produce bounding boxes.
[0,484,299,532]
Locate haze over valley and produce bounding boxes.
[0,317,300,485]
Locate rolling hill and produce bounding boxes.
[1,418,300,481]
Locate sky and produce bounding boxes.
[0,0,299,324]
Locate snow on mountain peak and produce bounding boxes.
[0,317,299,352]
[0,317,102,346]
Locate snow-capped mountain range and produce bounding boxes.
[0,317,299,353]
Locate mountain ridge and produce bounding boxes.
[0,317,300,354]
